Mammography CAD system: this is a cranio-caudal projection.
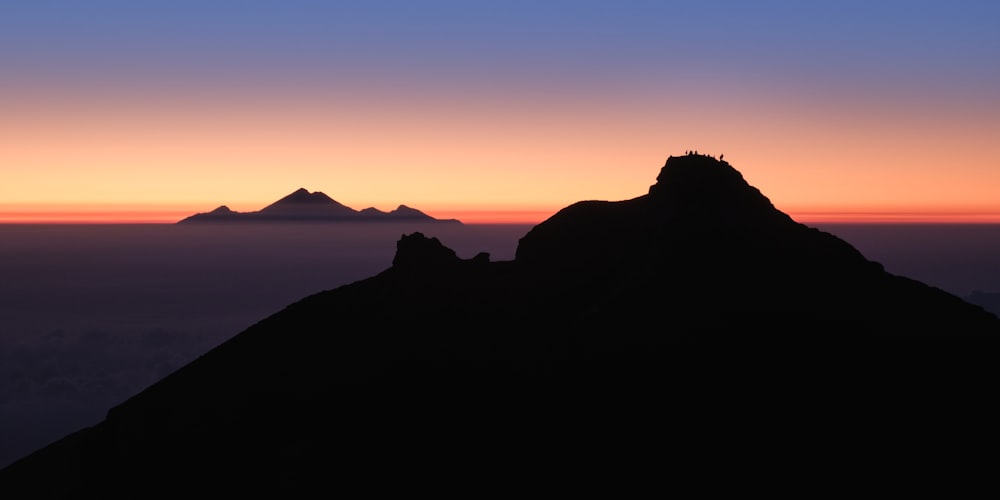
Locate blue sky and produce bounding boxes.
[5,1,995,89]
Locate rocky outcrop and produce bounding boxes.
[391,232,460,269]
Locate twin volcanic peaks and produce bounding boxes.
[179,187,459,224]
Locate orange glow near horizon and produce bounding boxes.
[788,211,1000,224]
[0,208,194,224]
[3,80,999,225]
[0,205,562,225]
[4,204,1000,226]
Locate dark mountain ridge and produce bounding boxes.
[4,153,998,495]
[966,290,1000,317]
[178,187,460,223]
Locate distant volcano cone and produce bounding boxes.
[178,188,460,224]
[258,188,358,217]
[260,188,351,211]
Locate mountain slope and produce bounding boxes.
[3,153,998,496]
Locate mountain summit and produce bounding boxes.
[4,153,998,495]
[260,187,350,212]
[178,188,460,223]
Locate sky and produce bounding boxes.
[2,0,999,223]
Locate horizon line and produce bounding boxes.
[4,209,1000,225]
[0,209,557,225]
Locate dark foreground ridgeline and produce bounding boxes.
[4,154,998,496]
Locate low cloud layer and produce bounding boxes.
[2,222,998,468]
[0,222,531,468]
[0,326,224,467]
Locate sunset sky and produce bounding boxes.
[2,1,999,223]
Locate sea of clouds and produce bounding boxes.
[0,222,531,468]
[2,222,998,468]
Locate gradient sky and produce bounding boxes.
[3,0,999,223]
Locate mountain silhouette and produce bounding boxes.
[4,153,998,496]
[178,187,460,223]
[966,290,1000,317]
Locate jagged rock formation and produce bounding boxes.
[178,188,461,223]
[3,154,998,496]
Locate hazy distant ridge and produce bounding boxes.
[178,188,461,224]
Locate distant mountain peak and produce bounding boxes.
[261,188,344,212]
[178,188,460,224]
[209,205,235,214]
[389,205,433,218]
